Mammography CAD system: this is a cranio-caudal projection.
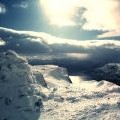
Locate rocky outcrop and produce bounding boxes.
[0,50,43,120]
[92,63,120,85]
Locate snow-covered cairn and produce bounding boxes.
[0,50,42,120]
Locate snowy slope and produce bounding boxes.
[1,50,120,120]
[31,64,120,120]
[32,65,72,88]
[40,76,120,120]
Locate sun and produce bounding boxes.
[40,0,77,27]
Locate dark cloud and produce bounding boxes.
[28,47,120,75]
[0,27,51,54]
[72,7,87,27]
[1,27,120,78]
[0,27,104,54]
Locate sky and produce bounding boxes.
[0,0,120,40]
[0,0,120,76]
[1,27,120,75]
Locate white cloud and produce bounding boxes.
[0,38,6,46]
[1,27,120,75]
[40,0,120,37]
[98,30,120,38]
[1,27,120,54]
[83,0,118,30]
[12,1,28,8]
[76,0,120,37]
[0,3,6,14]
[71,0,119,31]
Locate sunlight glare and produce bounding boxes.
[40,0,78,27]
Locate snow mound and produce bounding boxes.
[0,50,43,120]
[32,65,72,88]
[92,63,120,85]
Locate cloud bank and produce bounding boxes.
[0,27,120,75]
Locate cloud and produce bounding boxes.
[12,1,28,8]
[0,38,6,46]
[70,0,120,38]
[98,30,120,38]
[40,0,120,31]
[1,27,120,74]
[1,27,120,54]
[0,3,6,14]
[40,0,120,37]
[0,27,51,54]
[73,0,120,31]
[72,7,87,27]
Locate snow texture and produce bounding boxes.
[31,64,120,120]
[0,50,43,120]
[40,75,120,120]
[1,50,120,120]
[32,65,72,88]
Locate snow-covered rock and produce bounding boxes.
[41,76,120,120]
[0,50,43,120]
[92,63,120,85]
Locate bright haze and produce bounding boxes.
[0,0,120,39]
[0,0,120,75]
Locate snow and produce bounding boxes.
[32,65,72,88]
[0,50,43,120]
[1,50,120,120]
[40,76,120,120]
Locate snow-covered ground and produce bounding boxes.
[1,50,120,120]
[40,75,120,120]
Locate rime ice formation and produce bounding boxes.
[0,50,43,120]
